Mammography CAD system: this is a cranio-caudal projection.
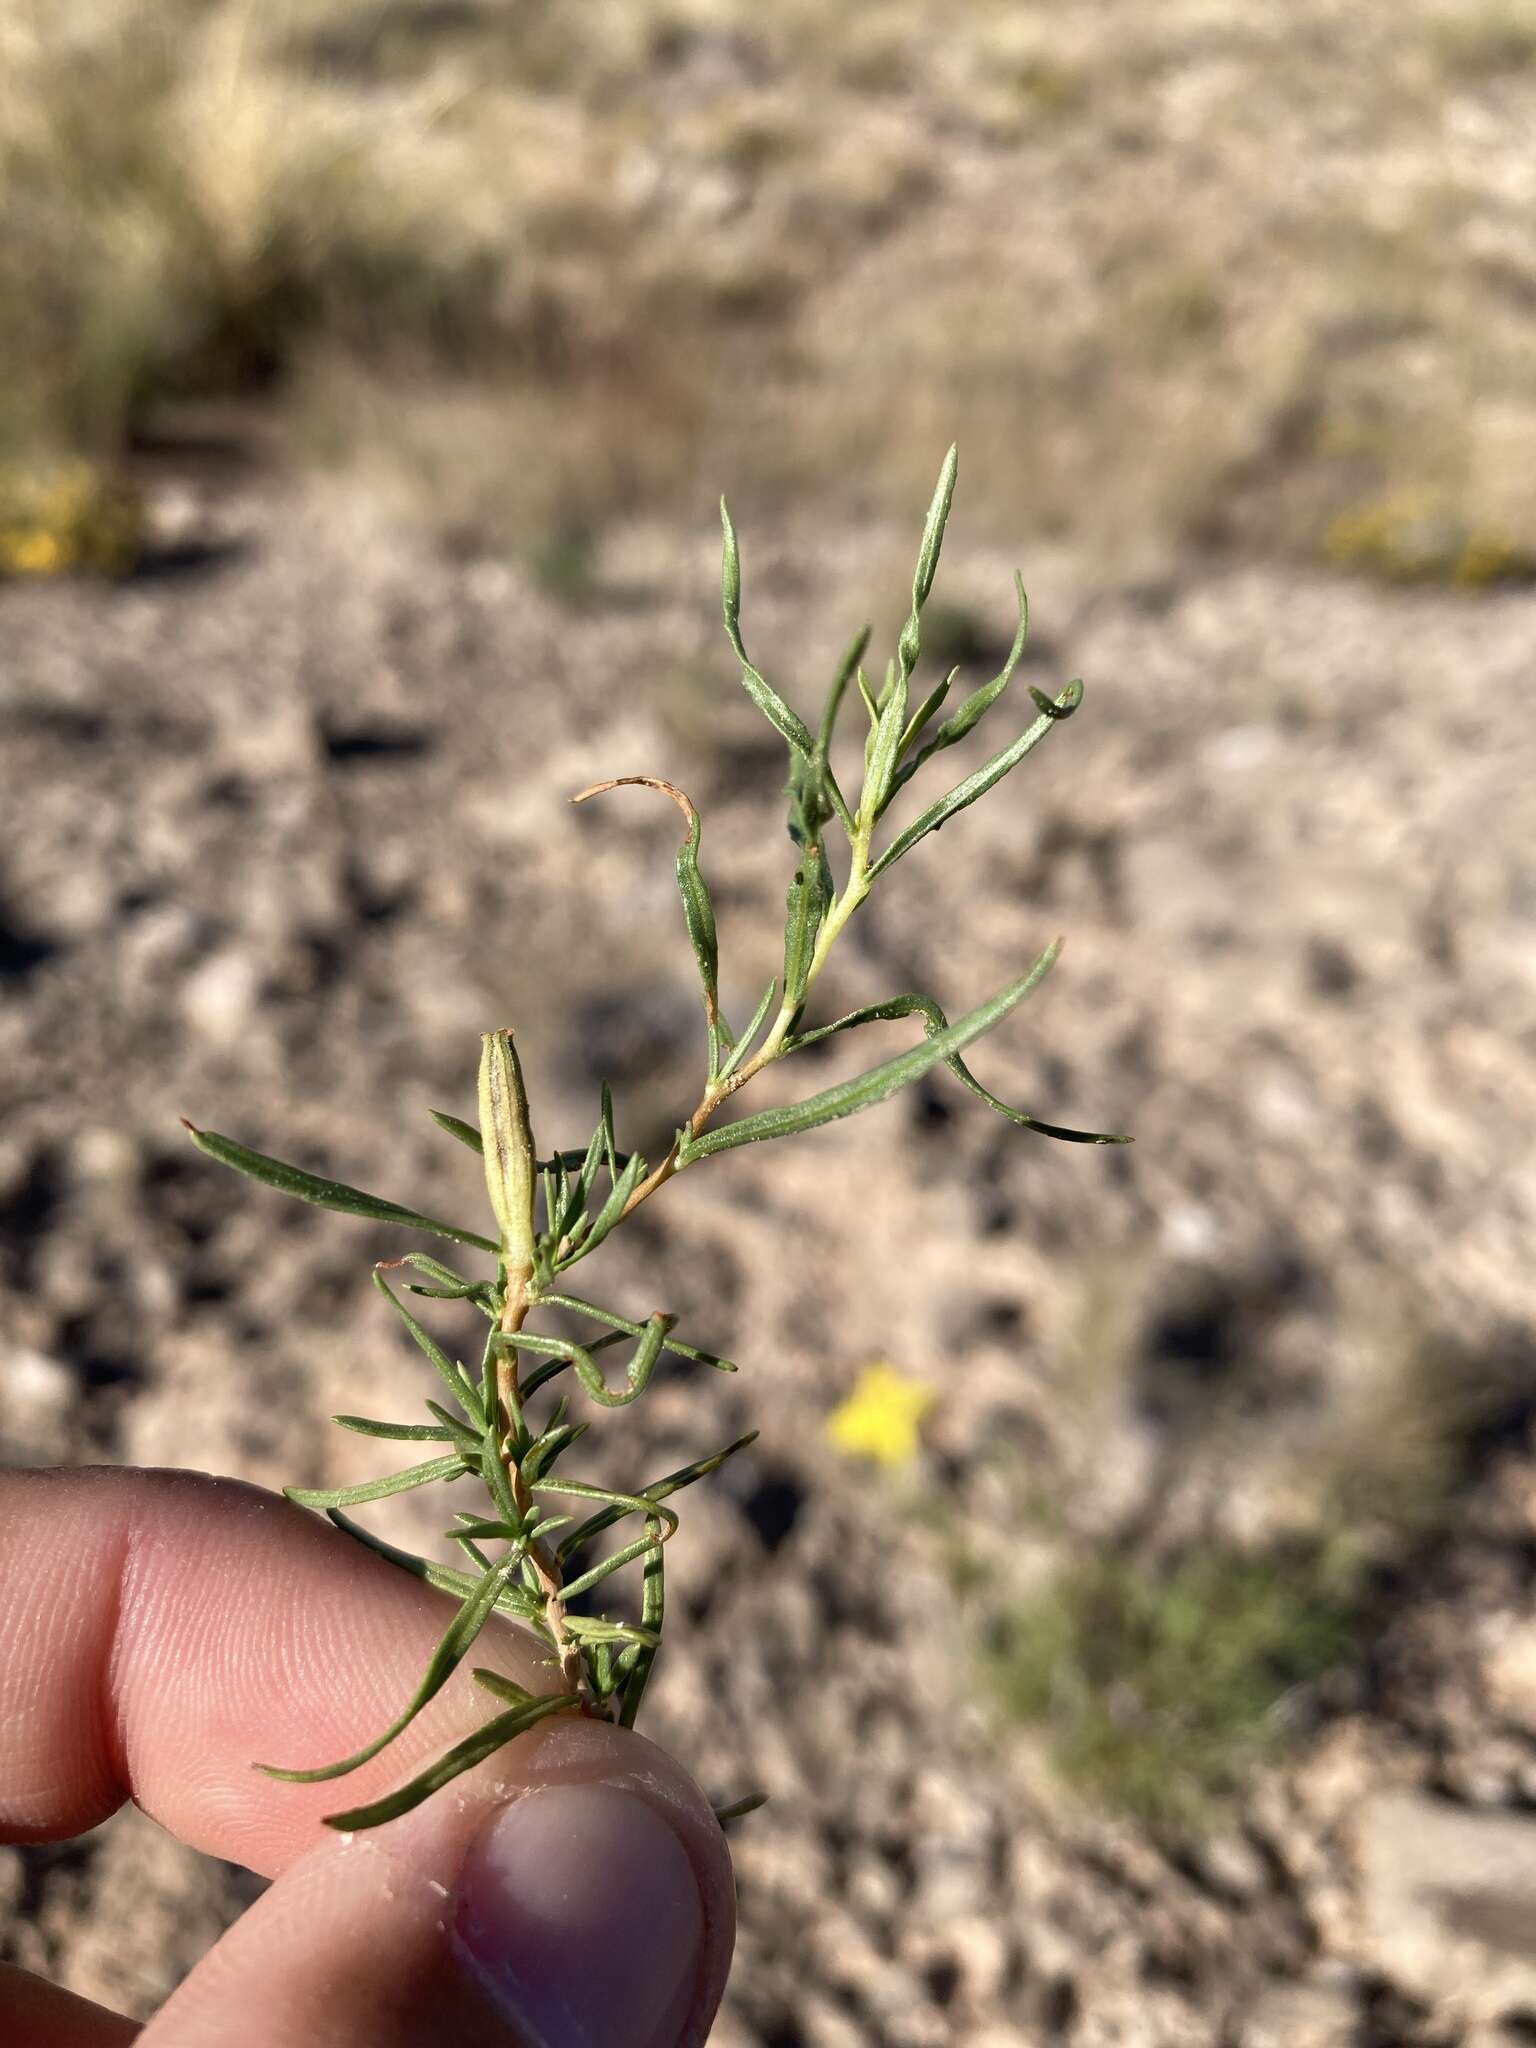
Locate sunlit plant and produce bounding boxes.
[182,447,1127,1831]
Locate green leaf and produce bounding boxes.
[448,1519,519,1543]
[718,977,778,1082]
[480,1430,521,1530]
[535,1292,736,1373]
[897,443,958,685]
[561,1616,660,1649]
[429,1109,481,1154]
[618,1514,667,1728]
[678,966,1061,1161]
[559,1525,668,1602]
[713,1792,769,1824]
[381,1251,488,1302]
[533,1475,680,1537]
[471,1669,535,1708]
[256,1550,529,1784]
[373,1271,487,1429]
[786,953,1131,1143]
[325,1509,542,1619]
[181,1123,499,1254]
[889,574,1029,798]
[810,626,867,840]
[899,665,958,762]
[555,1149,647,1269]
[870,677,1083,879]
[284,1454,466,1511]
[558,1432,758,1557]
[322,1693,579,1832]
[331,1415,459,1443]
[522,1419,589,1483]
[782,846,832,1016]
[719,497,815,761]
[861,654,909,822]
[912,446,958,613]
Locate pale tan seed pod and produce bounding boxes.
[478,1028,537,1275]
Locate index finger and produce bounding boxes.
[0,1466,553,1876]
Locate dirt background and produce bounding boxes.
[4,4,1536,2044]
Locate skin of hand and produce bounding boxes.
[0,1466,737,2048]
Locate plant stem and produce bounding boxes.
[481,1028,590,1707]
[619,837,873,1221]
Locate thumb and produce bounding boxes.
[138,1714,735,2048]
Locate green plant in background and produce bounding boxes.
[182,448,1127,1831]
[983,1545,1354,1836]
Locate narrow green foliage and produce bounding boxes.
[870,677,1083,878]
[720,496,815,765]
[184,447,1124,1833]
[677,963,1080,1162]
[284,1454,468,1511]
[181,1122,497,1253]
[322,1693,579,1832]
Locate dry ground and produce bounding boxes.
[4,3,1536,2044]
[1,467,1534,2043]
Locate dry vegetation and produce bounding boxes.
[4,0,1536,580]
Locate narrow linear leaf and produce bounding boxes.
[894,446,958,690]
[559,1431,758,1556]
[911,445,959,615]
[782,846,832,1015]
[533,1476,680,1537]
[522,1420,589,1484]
[325,1509,542,1618]
[373,1270,486,1429]
[378,1251,488,1303]
[423,1402,486,1456]
[718,977,778,1083]
[284,1454,466,1511]
[480,1430,520,1530]
[322,1693,579,1832]
[560,1526,667,1602]
[719,497,815,760]
[812,626,867,839]
[181,1123,498,1253]
[890,573,1029,796]
[554,1148,647,1268]
[898,665,958,763]
[536,1293,737,1373]
[471,1669,534,1708]
[331,1415,458,1443]
[862,657,910,822]
[562,1616,661,1649]
[870,677,1083,878]
[678,967,1057,1160]
[618,1515,666,1730]
[256,1550,528,1783]
[429,1109,481,1154]
[713,1792,769,1824]
[786,955,1130,1144]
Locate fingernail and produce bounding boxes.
[453,1782,706,2048]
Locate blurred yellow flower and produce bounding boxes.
[825,1362,935,1468]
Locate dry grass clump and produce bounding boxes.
[0,3,508,461]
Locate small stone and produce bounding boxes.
[1357,1790,1536,2017]
[182,948,260,1038]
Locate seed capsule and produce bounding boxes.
[478,1029,536,1271]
